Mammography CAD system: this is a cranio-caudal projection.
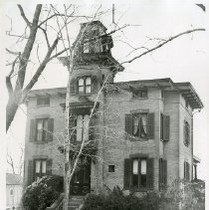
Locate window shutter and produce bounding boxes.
[91,75,98,93]
[124,159,131,189]
[46,159,53,175]
[70,79,77,95]
[147,158,154,189]
[89,114,96,141]
[27,160,34,186]
[159,158,163,190]
[125,114,133,136]
[163,159,167,187]
[69,115,77,142]
[147,113,155,139]
[163,115,170,141]
[29,119,36,142]
[47,118,54,141]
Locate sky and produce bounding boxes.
[1,0,209,208]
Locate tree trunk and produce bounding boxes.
[6,96,19,132]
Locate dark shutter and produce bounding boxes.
[184,161,186,179]
[91,75,98,93]
[147,158,154,189]
[124,159,131,189]
[147,113,155,139]
[125,114,133,136]
[27,160,34,186]
[163,115,170,141]
[70,79,77,95]
[163,160,167,187]
[159,158,163,189]
[46,159,53,175]
[89,113,96,140]
[29,119,36,142]
[47,118,54,141]
[69,115,77,142]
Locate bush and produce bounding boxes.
[81,186,160,210]
[22,175,63,210]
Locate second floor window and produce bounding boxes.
[133,113,148,138]
[78,77,91,94]
[36,119,48,141]
[76,115,90,142]
[184,121,190,147]
[125,113,155,140]
[35,159,46,180]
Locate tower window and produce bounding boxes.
[78,77,92,94]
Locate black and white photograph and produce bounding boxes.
[1,1,208,209]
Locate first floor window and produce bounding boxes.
[132,159,147,188]
[35,159,47,180]
[184,161,190,181]
[124,157,154,190]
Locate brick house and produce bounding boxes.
[23,21,203,195]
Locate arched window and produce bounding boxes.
[10,188,14,196]
[184,121,190,147]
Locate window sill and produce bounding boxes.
[36,104,50,108]
[124,187,153,192]
[30,141,49,144]
[131,97,148,100]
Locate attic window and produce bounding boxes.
[37,97,50,106]
[78,77,92,93]
[133,88,148,98]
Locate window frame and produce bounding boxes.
[78,76,92,94]
[132,88,148,98]
[184,120,190,147]
[36,118,49,142]
[34,159,47,181]
[37,96,50,107]
[132,113,148,139]
[76,114,90,142]
[131,158,148,189]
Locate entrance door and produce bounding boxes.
[70,158,91,195]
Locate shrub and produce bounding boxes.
[22,175,63,210]
[81,186,160,210]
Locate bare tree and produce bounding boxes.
[5,4,205,210]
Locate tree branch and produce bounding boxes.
[22,37,59,100]
[17,5,31,27]
[122,28,206,64]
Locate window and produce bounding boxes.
[133,113,148,138]
[34,159,47,180]
[36,119,48,141]
[37,97,50,106]
[132,89,148,98]
[108,165,115,172]
[124,157,154,190]
[159,158,167,190]
[160,114,170,141]
[30,118,54,142]
[184,161,190,181]
[78,77,92,94]
[125,113,154,140]
[186,100,189,109]
[10,188,14,196]
[76,115,90,142]
[83,41,90,53]
[184,121,190,147]
[132,159,147,188]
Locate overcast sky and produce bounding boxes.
[1,1,209,205]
